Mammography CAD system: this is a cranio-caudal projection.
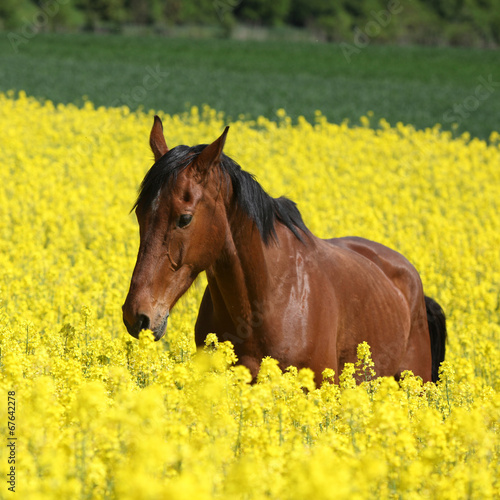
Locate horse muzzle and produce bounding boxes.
[123,310,169,342]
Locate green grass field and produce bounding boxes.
[1,33,499,138]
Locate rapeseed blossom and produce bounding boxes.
[0,91,499,498]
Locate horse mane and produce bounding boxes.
[134,144,309,245]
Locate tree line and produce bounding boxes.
[1,0,499,47]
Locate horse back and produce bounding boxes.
[325,236,425,308]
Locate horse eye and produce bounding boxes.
[177,214,193,228]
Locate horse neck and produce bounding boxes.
[208,206,268,310]
[206,202,308,330]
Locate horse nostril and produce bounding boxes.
[123,309,153,339]
[137,313,150,332]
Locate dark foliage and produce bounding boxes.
[2,0,499,47]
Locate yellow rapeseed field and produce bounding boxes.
[0,91,499,499]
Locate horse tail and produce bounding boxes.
[425,296,447,382]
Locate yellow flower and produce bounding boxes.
[0,91,499,498]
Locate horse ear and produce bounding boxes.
[150,115,168,161]
[194,126,229,174]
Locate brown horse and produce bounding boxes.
[123,116,447,385]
